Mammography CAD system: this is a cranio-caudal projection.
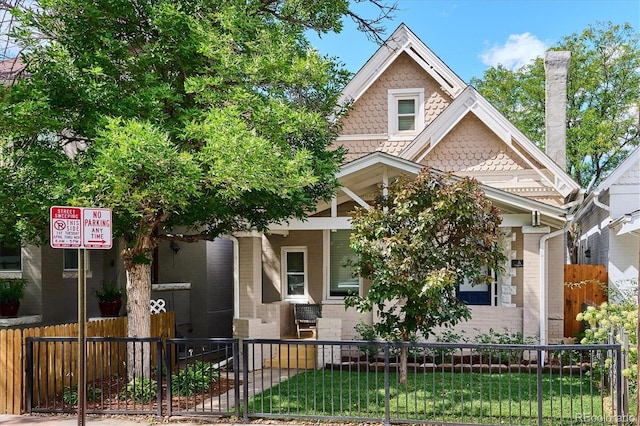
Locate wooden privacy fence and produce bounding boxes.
[564,264,608,339]
[0,311,175,415]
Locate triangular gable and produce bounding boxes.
[337,152,568,228]
[270,152,569,231]
[400,86,581,198]
[592,145,640,192]
[339,24,466,106]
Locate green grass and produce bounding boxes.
[248,369,613,425]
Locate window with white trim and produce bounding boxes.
[282,247,307,300]
[0,243,21,271]
[329,230,359,298]
[388,88,425,139]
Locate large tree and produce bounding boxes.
[471,21,640,187]
[345,169,505,384]
[0,0,396,362]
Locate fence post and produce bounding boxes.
[615,346,623,426]
[242,339,249,423]
[25,337,33,414]
[233,339,240,419]
[383,343,390,426]
[155,339,163,417]
[536,348,543,426]
[164,339,172,417]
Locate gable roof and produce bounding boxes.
[334,151,569,228]
[400,86,581,198]
[339,24,466,106]
[592,145,640,193]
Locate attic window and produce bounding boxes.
[388,88,424,139]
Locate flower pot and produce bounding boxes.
[98,297,122,317]
[0,301,20,317]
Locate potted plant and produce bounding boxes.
[95,281,123,317]
[0,278,27,317]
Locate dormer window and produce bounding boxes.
[388,88,424,139]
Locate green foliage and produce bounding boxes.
[0,0,394,340]
[345,169,505,343]
[472,328,536,364]
[577,283,638,385]
[62,383,102,405]
[171,361,219,396]
[122,377,157,403]
[431,330,468,363]
[354,321,380,359]
[0,278,27,303]
[472,22,640,187]
[94,280,123,302]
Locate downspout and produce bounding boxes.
[224,235,240,319]
[539,218,574,348]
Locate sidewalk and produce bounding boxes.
[0,413,298,425]
[0,413,241,425]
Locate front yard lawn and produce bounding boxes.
[249,369,611,425]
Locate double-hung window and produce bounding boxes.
[282,247,307,301]
[388,88,424,139]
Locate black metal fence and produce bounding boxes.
[25,337,627,425]
[26,337,239,417]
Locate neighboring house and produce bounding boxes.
[232,24,582,346]
[0,233,234,337]
[572,146,640,301]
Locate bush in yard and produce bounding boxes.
[577,281,638,385]
[171,361,219,396]
[472,328,536,365]
[122,377,157,403]
[430,330,468,363]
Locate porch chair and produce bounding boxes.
[293,303,322,338]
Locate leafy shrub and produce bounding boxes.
[354,321,380,359]
[62,384,102,405]
[171,361,219,396]
[472,328,535,364]
[578,281,638,386]
[123,377,157,403]
[431,330,467,363]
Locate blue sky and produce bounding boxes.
[308,0,640,83]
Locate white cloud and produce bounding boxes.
[480,33,548,70]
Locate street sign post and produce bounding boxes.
[49,206,113,426]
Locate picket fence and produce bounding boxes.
[0,312,175,414]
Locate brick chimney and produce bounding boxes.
[544,51,571,171]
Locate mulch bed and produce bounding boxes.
[35,376,236,412]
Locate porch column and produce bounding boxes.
[521,226,549,342]
[237,235,263,319]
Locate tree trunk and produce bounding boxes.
[125,262,152,380]
[399,345,408,385]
